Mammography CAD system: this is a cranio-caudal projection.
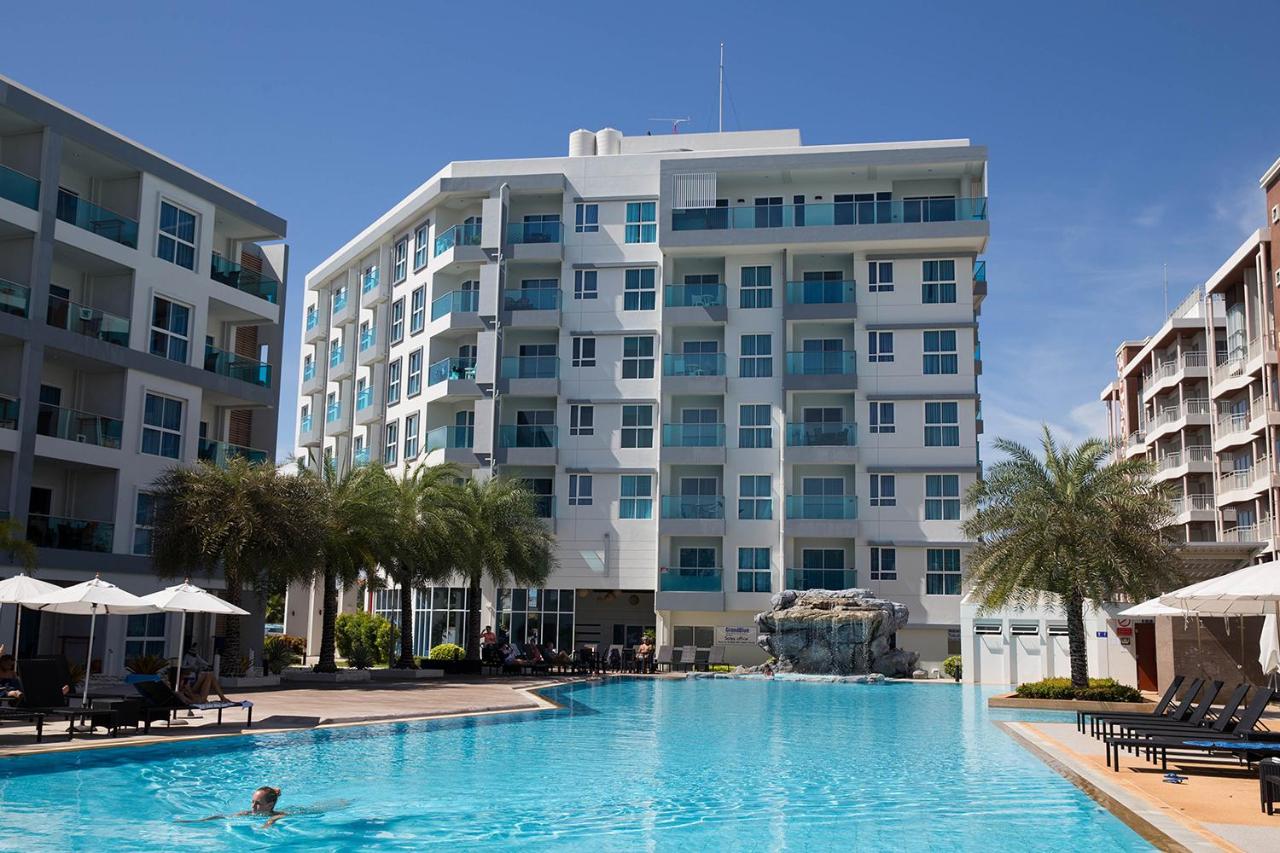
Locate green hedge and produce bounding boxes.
[1014,677,1143,702]
[942,655,962,680]
[427,643,466,662]
[335,611,398,668]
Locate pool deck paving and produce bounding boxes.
[1005,719,1278,853]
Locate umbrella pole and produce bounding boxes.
[13,605,20,663]
[82,605,96,709]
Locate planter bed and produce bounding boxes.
[987,693,1156,714]
[220,674,281,689]
[370,668,444,681]
[280,668,372,684]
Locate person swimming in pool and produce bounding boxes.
[182,786,288,828]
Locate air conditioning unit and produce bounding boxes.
[1222,508,1238,523]
[78,307,95,321]
[75,434,87,443]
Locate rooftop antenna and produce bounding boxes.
[1163,262,1168,316]
[718,42,725,132]
[649,117,691,134]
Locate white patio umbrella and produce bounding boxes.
[0,574,62,661]
[138,581,248,693]
[1118,596,1185,618]
[1261,614,1280,682]
[27,575,158,709]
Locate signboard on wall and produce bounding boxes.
[718,626,756,646]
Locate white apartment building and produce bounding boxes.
[0,77,288,674]
[295,127,987,669]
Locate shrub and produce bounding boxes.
[943,655,963,681]
[427,643,466,662]
[263,635,300,674]
[268,634,306,656]
[346,643,375,670]
[335,611,398,667]
[1015,677,1143,703]
[126,654,169,675]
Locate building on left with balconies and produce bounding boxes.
[0,76,288,674]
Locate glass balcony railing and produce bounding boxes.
[664,282,726,308]
[362,268,380,293]
[299,414,313,435]
[198,437,269,467]
[659,567,723,592]
[785,495,858,520]
[329,345,344,368]
[431,289,479,320]
[660,495,725,520]
[326,401,342,423]
[354,447,371,466]
[303,361,316,382]
[426,424,475,452]
[502,287,560,311]
[506,220,562,244]
[785,422,857,447]
[205,343,272,387]
[0,395,18,430]
[356,387,374,411]
[306,306,318,331]
[974,260,987,284]
[0,163,40,210]
[662,423,725,447]
[56,190,138,248]
[36,403,123,448]
[428,356,477,386]
[434,221,482,256]
[785,280,856,305]
[785,351,856,376]
[0,279,31,318]
[500,355,559,380]
[498,424,557,448]
[332,289,349,313]
[785,569,857,591]
[210,254,280,304]
[46,295,129,346]
[671,197,988,231]
[662,352,726,377]
[27,514,114,552]
[359,327,376,351]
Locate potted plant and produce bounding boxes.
[124,654,169,684]
[423,642,479,676]
[943,655,962,682]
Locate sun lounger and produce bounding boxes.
[706,646,725,668]
[1089,676,1204,738]
[9,656,89,738]
[1077,674,1184,733]
[692,648,710,671]
[1105,688,1277,771]
[677,646,697,672]
[133,680,253,731]
[1261,757,1280,815]
[654,645,674,672]
[1107,682,1248,742]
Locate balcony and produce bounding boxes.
[197,437,269,467]
[303,361,315,382]
[1222,522,1267,544]
[656,567,725,611]
[431,289,479,321]
[973,260,987,285]
[332,289,349,314]
[659,495,725,535]
[499,355,559,395]
[299,413,313,436]
[210,254,280,304]
[662,422,725,463]
[670,197,988,231]
[425,425,477,465]
[27,514,114,552]
[784,351,857,390]
[428,356,477,386]
[0,163,39,210]
[35,403,122,448]
[56,189,138,249]
[502,287,561,312]
[496,424,557,466]
[1154,445,1213,481]
[784,280,857,315]
[785,422,857,447]
[1167,494,1216,524]
[205,343,272,388]
[434,222,482,256]
[506,220,562,244]
[0,279,30,318]
[356,386,374,411]
[353,447,371,467]
[326,400,342,423]
[0,395,17,430]
[663,282,728,324]
[1217,457,1271,501]
[1144,398,1210,441]
[358,328,375,352]
[784,568,857,591]
[1212,339,1271,392]
[662,352,726,393]
[785,495,857,520]
[361,268,380,294]
[329,344,345,369]
[46,295,129,347]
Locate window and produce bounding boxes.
[868,261,894,292]
[393,238,408,283]
[870,547,897,581]
[413,224,429,269]
[624,268,656,310]
[870,401,895,434]
[922,260,957,304]
[739,334,772,377]
[390,298,405,344]
[149,296,190,363]
[923,330,958,374]
[870,474,896,507]
[568,473,593,506]
[384,421,399,465]
[679,546,717,569]
[574,269,598,300]
[620,475,652,519]
[925,402,960,447]
[925,474,961,520]
[157,201,197,270]
[575,203,599,233]
[673,625,716,649]
[740,266,772,309]
[737,547,771,593]
[404,413,420,459]
[622,336,655,379]
[570,404,594,436]
[387,359,402,405]
[738,404,771,448]
[125,613,168,658]
[621,404,654,447]
[572,336,596,367]
[738,475,772,520]
[133,492,156,555]
[927,548,962,595]
[141,393,183,458]
[410,287,426,334]
[625,201,656,243]
[407,349,423,397]
[869,331,894,363]
[801,549,847,587]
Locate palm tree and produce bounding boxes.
[962,427,1180,688]
[454,476,555,660]
[150,458,320,676]
[0,517,37,571]
[300,458,399,673]
[383,463,464,668]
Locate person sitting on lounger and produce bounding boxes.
[481,626,497,647]
[170,666,229,704]
[0,654,22,700]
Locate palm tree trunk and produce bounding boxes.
[397,582,416,669]
[465,571,482,661]
[1065,590,1089,689]
[315,568,338,673]
[221,575,242,678]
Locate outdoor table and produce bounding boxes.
[1260,758,1280,815]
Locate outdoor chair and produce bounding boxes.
[692,649,710,671]
[1261,757,1280,815]
[1089,676,1203,738]
[1106,682,1249,743]
[677,646,697,672]
[606,645,624,672]
[1105,687,1279,771]
[706,646,725,668]
[653,645,674,672]
[1097,680,1223,743]
[1077,674,1183,733]
[132,680,253,731]
[8,656,86,739]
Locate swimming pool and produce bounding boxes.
[0,679,1151,851]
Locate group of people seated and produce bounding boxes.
[0,642,228,706]
[478,628,657,674]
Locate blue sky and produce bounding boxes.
[5,1,1277,457]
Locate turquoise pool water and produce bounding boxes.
[0,679,1151,851]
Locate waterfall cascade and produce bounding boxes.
[755,589,919,676]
